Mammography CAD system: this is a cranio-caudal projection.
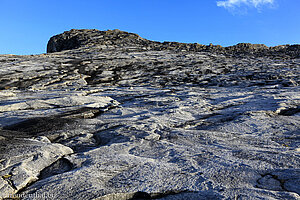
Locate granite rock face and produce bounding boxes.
[47,29,147,53]
[47,29,300,58]
[0,29,299,199]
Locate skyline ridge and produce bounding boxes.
[0,0,299,55]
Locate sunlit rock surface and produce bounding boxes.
[0,29,299,199]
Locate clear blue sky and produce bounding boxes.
[0,0,299,55]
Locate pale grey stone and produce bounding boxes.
[0,29,299,199]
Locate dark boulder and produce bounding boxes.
[47,29,148,53]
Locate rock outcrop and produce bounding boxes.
[0,29,299,199]
[47,29,147,53]
[47,29,300,58]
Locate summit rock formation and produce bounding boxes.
[0,29,299,199]
[47,29,300,58]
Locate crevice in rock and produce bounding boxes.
[174,113,218,129]
[150,190,197,199]
[128,191,151,199]
[277,105,300,116]
[93,124,129,147]
[256,173,287,192]
[2,117,74,136]
[38,157,73,180]
[55,132,101,153]
[2,105,117,139]
[98,190,198,200]
[60,107,104,119]
[175,112,242,130]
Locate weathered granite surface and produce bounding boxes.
[0,29,299,199]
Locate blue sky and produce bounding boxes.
[0,0,299,55]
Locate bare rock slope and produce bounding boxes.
[0,29,299,199]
